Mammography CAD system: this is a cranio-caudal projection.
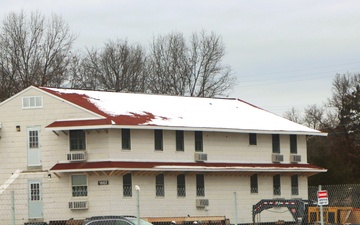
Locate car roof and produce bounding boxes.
[85,216,153,225]
[90,216,129,220]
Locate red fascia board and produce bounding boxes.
[46,119,112,128]
[50,161,325,171]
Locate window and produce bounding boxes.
[177,174,186,197]
[71,175,88,197]
[154,130,163,151]
[122,129,131,150]
[176,130,184,151]
[29,130,39,148]
[291,175,299,195]
[156,174,165,197]
[290,135,297,154]
[22,96,43,109]
[250,174,258,193]
[195,131,203,152]
[249,133,257,145]
[123,173,132,197]
[273,174,281,195]
[30,182,41,201]
[272,134,280,153]
[196,174,205,196]
[70,130,86,151]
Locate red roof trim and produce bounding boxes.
[50,161,326,171]
[46,118,112,128]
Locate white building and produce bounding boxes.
[0,86,327,225]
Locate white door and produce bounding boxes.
[27,126,41,166]
[28,179,43,219]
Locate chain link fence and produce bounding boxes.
[307,184,360,225]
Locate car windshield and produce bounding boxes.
[126,218,153,225]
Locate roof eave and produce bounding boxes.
[45,123,327,136]
[50,165,327,173]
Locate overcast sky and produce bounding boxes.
[2,0,360,116]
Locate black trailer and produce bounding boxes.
[252,199,317,225]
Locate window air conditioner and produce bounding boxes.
[196,199,209,208]
[68,201,88,210]
[272,154,284,163]
[194,153,208,162]
[290,154,301,163]
[67,152,87,161]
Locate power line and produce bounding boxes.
[238,74,333,88]
[238,61,360,79]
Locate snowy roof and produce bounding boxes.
[40,87,325,135]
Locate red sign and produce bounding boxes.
[318,190,328,198]
[317,190,329,205]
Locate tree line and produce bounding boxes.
[284,73,360,185]
[0,11,236,102]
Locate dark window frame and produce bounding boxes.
[195,131,203,152]
[250,174,258,193]
[196,174,205,196]
[122,129,131,150]
[154,130,163,151]
[272,134,280,153]
[69,130,86,151]
[249,133,257,145]
[273,174,281,195]
[290,135,297,154]
[291,175,299,195]
[176,130,184,151]
[123,173,132,197]
[177,174,186,197]
[156,174,165,197]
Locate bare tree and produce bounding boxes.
[74,39,147,92]
[187,31,235,97]
[147,32,188,95]
[147,31,236,97]
[0,11,76,100]
[303,104,326,130]
[283,107,303,124]
[67,51,100,90]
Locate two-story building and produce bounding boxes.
[0,86,326,225]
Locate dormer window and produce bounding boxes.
[22,96,43,109]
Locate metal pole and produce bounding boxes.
[319,185,324,225]
[135,185,140,225]
[11,191,15,225]
[234,192,238,225]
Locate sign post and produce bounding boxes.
[318,186,329,225]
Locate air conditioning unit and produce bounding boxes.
[196,199,209,208]
[272,154,284,163]
[195,153,208,162]
[290,154,301,163]
[68,201,88,210]
[67,152,87,161]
